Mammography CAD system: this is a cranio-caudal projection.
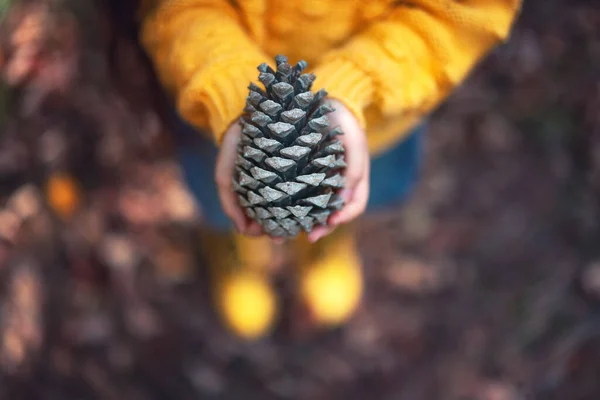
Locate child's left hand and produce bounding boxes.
[215,99,370,243]
[306,99,369,242]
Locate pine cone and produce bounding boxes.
[233,55,346,238]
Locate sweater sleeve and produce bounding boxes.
[311,0,521,131]
[138,0,269,145]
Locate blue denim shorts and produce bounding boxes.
[172,113,425,231]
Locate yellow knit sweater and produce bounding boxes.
[139,0,521,156]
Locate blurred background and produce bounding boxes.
[0,0,599,399]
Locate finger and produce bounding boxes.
[332,181,368,225]
[245,221,264,236]
[216,174,247,232]
[307,172,368,241]
[328,101,367,190]
[308,224,336,243]
[215,124,246,231]
[215,123,241,186]
[219,188,247,232]
[331,164,370,225]
[339,129,367,190]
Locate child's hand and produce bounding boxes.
[215,121,264,237]
[215,100,370,242]
[307,99,369,242]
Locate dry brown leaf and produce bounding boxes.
[46,172,82,219]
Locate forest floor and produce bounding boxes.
[1,0,600,399]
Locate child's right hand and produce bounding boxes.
[214,120,264,237]
[215,99,369,242]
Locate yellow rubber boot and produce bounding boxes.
[293,225,363,328]
[200,230,279,340]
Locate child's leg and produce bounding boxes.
[293,223,363,327]
[198,229,278,339]
[172,113,279,339]
[292,123,425,328]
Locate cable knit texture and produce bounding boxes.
[139,0,521,154]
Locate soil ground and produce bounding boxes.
[1,1,600,399]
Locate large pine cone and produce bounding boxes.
[233,55,346,238]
